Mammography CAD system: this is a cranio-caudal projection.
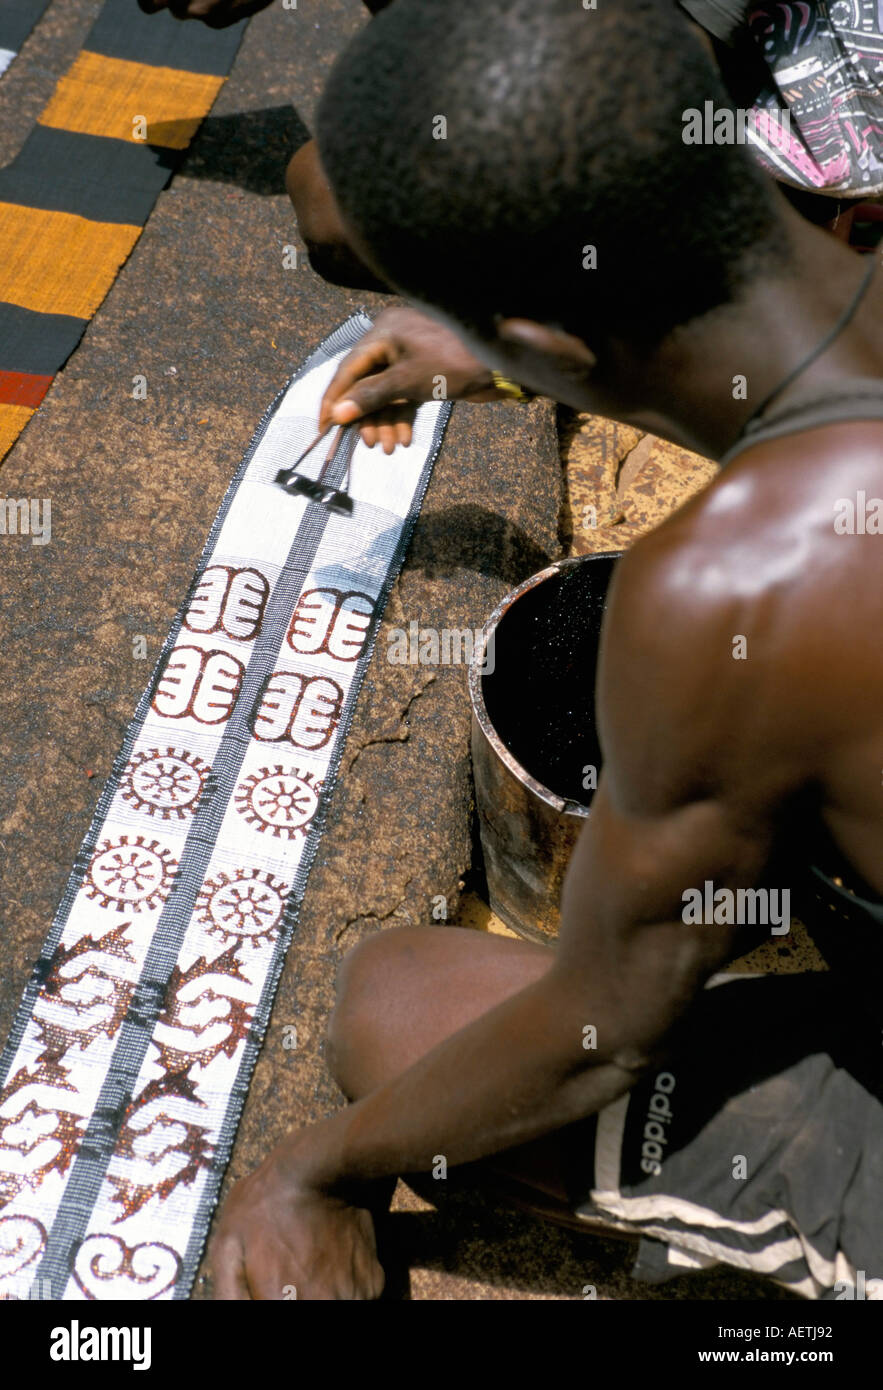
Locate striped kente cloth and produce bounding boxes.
[0,0,247,462]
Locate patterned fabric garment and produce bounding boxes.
[745,0,883,195]
[681,0,883,195]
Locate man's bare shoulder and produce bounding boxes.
[601,420,883,788]
[616,419,883,639]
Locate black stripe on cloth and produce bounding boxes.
[577,1192,796,1260]
[0,302,87,376]
[632,1234,817,1292]
[0,126,179,226]
[611,1208,798,1258]
[177,359,450,1299]
[86,0,247,76]
[0,0,51,54]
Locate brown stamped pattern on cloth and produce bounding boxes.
[286,587,376,661]
[194,869,289,952]
[105,947,255,1223]
[72,1234,180,1300]
[0,1077,84,1206]
[84,837,178,914]
[0,1216,48,1291]
[106,1089,215,1223]
[152,646,246,725]
[0,320,451,1298]
[252,669,343,749]
[154,946,253,1074]
[234,765,322,839]
[0,921,141,1206]
[121,748,211,821]
[184,565,271,643]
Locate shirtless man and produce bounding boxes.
[209,0,883,1298]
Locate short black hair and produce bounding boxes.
[317,0,791,348]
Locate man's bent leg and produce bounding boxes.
[326,932,883,1292]
[327,926,596,1212]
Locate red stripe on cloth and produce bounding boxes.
[0,369,53,407]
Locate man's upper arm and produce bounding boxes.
[552,533,809,1062]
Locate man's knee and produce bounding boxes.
[326,931,408,1096]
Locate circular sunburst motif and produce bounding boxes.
[828,0,854,25]
[122,747,210,820]
[194,870,288,949]
[85,836,178,913]
[234,765,321,839]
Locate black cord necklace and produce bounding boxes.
[738,256,878,437]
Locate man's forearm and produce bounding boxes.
[283,972,646,1197]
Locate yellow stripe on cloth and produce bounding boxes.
[0,203,140,318]
[0,404,36,459]
[39,50,224,149]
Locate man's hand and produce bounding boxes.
[210,1134,385,1300]
[319,306,507,453]
[137,0,273,27]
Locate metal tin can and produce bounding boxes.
[468,552,621,943]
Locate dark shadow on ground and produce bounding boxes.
[408,506,555,586]
[182,105,312,196]
[375,1186,801,1301]
[310,504,555,593]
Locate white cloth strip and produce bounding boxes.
[0,315,450,1300]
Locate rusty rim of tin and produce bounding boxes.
[468,552,622,819]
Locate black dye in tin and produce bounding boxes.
[480,555,619,807]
